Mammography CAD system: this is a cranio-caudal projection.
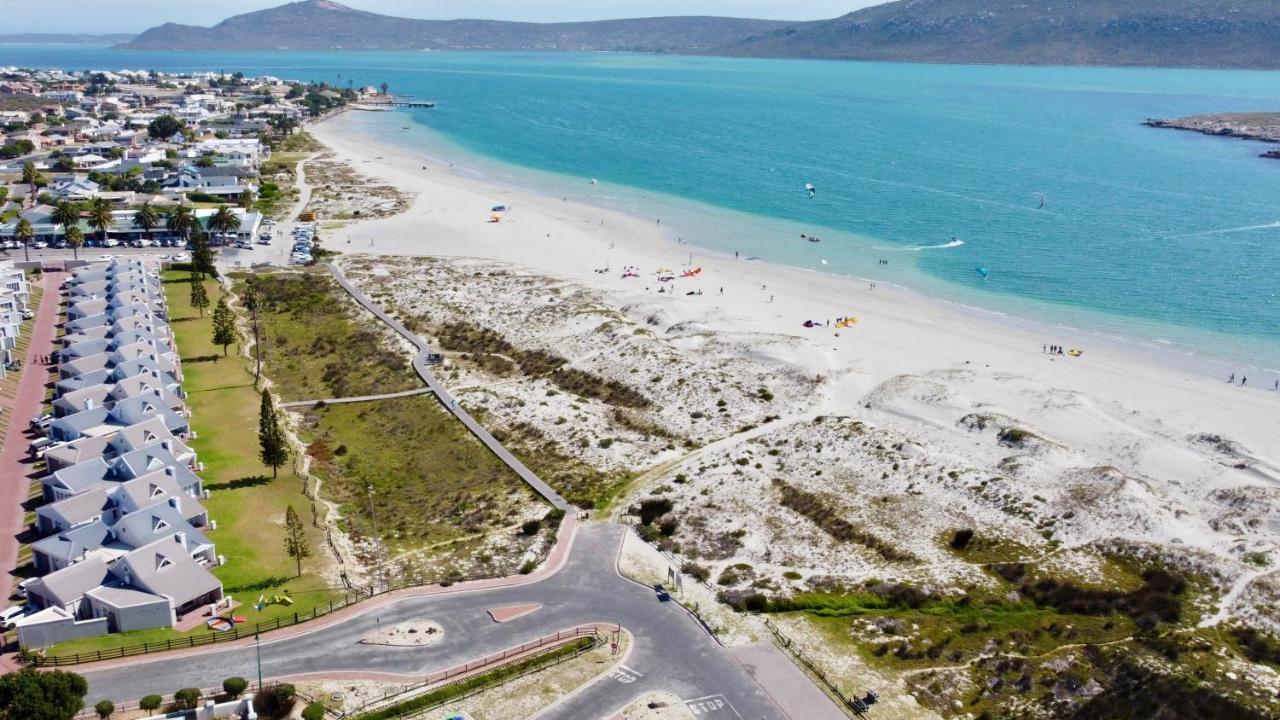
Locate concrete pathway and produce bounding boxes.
[731,642,849,720]
[325,261,570,510]
[0,272,59,601]
[279,386,434,409]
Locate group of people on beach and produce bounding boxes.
[1045,344,1067,355]
[1227,373,1278,390]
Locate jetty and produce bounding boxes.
[353,99,436,111]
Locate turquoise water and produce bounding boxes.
[5,46,1279,370]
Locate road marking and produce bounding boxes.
[607,667,640,684]
[684,694,743,719]
[619,664,644,677]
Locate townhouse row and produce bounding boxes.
[15,259,224,648]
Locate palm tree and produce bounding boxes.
[168,204,195,246]
[15,219,33,263]
[65,225,84,260]
[208,206,239,243]
[50,200,79,250]
[132,202,159,242]
[87,198,114,248]
[20,162,38,206]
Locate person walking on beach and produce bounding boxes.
[1228,372,1235,383]
[1242,376,1247,387]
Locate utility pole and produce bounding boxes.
[254,632,263,692]
[366,485,386,590]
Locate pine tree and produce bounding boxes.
[258,389,289,478]
[191,231,216,278]
[211,298,236,356]
[284,505,311,577]
[188,273,209,317]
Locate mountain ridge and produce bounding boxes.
[119,0,1280,69]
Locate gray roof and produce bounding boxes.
[36,486,111,529]
[111,536,220,608]
[32,520,113,569]
[110,499,211,552]
[85,585,169,610]
[43,416,177,470]
[29,555,111,607]
[44,457,111,496]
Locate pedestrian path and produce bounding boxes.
[0,272,60,600]
[279,386,433,408]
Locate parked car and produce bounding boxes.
[102,238,119,248]
[130,238,153,248]
[32,241,48,249]
[28,437,53,457]
[13,578,36,600]
[0,605,30,630]
[28,413,53,430]
[98,254,114,262]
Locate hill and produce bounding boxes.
[0,33,134,46]
[715,0,1280,69]
[120,0,790,52]
[120,0,1280,69]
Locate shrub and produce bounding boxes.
[544,507,565,524]
[222,676,248,698]
[302,702,327,720]
[139,695,162,714]
[772,479,915,562]
[659,518,679,536]
[681,561,710,583]
[638,497,673,525]
[95,699,115,718]
[521,519,541,536]
[253,683,295,716]
[520,560,538,574]
[174,687,202,710]
[950,528,975,550]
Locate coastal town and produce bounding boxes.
[0,32,1277,720]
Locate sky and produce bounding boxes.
[5,0,886,35]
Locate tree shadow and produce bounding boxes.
[183,354,222,364]
[224,575,291,594]
[205,475,271,492]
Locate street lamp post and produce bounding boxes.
[365,485,385,590]
[254,632,263,693]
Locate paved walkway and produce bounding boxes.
[0,272,59,601]
[279,386,433,409]
[325,261,570,510]
[730,641,849,720]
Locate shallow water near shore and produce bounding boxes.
[6,46,1280,371]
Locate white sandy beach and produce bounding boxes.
[309,110,1280,641]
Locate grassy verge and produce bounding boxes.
[43,271,336,656]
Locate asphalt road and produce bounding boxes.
[81,524,784,720]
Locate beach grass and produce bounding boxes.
[40,272,339,657]
[235,271,419,403]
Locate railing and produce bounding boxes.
[337,625,610,718]
[30,518,567,667]
[32,590,368,667]
[763,617,868,719]
[71,681,240,719]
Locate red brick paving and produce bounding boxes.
[487,603,541,623]
[0,272,60,602]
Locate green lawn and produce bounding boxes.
[43,272,338,656]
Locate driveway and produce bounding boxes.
[80,524,785,720]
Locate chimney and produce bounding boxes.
[84,397,95,411]
[161,439,171,452]
[168,496,181,513]
[174,531,186,548]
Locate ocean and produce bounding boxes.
[4,46,1279,372]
